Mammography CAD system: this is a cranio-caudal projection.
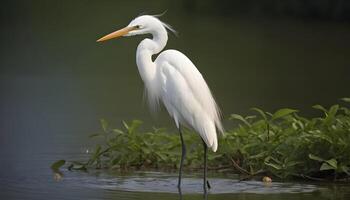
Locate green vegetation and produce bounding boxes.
[56,98,350,181]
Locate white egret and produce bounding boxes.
[97,15,223,192]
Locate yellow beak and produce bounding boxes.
[96,26,136,42]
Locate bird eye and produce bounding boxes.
[135,25,141,29]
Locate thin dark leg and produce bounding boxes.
[203,139,208,193]
[178,126,186,188]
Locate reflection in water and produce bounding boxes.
[77,171,319,194]
[1,162,350,200]
[51,169,319,194]
[178,185,208,200]
[178,187,183,200]
[203,189,208,200]
[178,187,208,200]
[53,172,63,181]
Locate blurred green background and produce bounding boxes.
[0,0,350,199]
[1,0,350,151]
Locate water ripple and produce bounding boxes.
[68,171,318,194]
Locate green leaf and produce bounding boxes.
[245,115,257,120]
[340,165,350,175]
[325,158,337,169]
[155,152,168,161]
[89,133,102,138]
[286,161,302,167]
[100,119,109,132]
[51,160,66,171]
[341,97,350,103]
[112,129,124,134]
[251,107,267,121]
[208,154,222,161]
[68,162,87,171]
[320,163,335,171]
[308,154,325,162]
[142,147,151,154]
[128,120,143,133]
[264,156,282,170]
[313,105,327,113]
[249,151,267,159]
[230,114,251,127]
[271,108,298,120]
[88,145,102,165]
[265,162,282,170]
[328,105,339,116]
[122,120,129,129]
[311,134,333,144]
[322,105,339,125]
[266,112,273,117]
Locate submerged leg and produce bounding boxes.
[178,126,186,188]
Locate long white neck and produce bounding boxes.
[135,27,168,112]
[136,28,168,85]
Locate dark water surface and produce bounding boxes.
[1,1,350,199]
[1,157,350,200]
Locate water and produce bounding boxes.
[1,1,350,199]
[1,161,349,200]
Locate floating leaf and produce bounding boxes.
[68,162,87,171]
[51,160,66,171]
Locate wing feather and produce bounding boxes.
[155,50,223,151]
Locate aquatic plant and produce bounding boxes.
[54,98,350,181]
[220,98,350,181]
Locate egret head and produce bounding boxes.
[97,15,176,42]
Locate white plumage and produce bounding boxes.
[97,14,223,191]
[124,15,223,152]
[156,50,223,151]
